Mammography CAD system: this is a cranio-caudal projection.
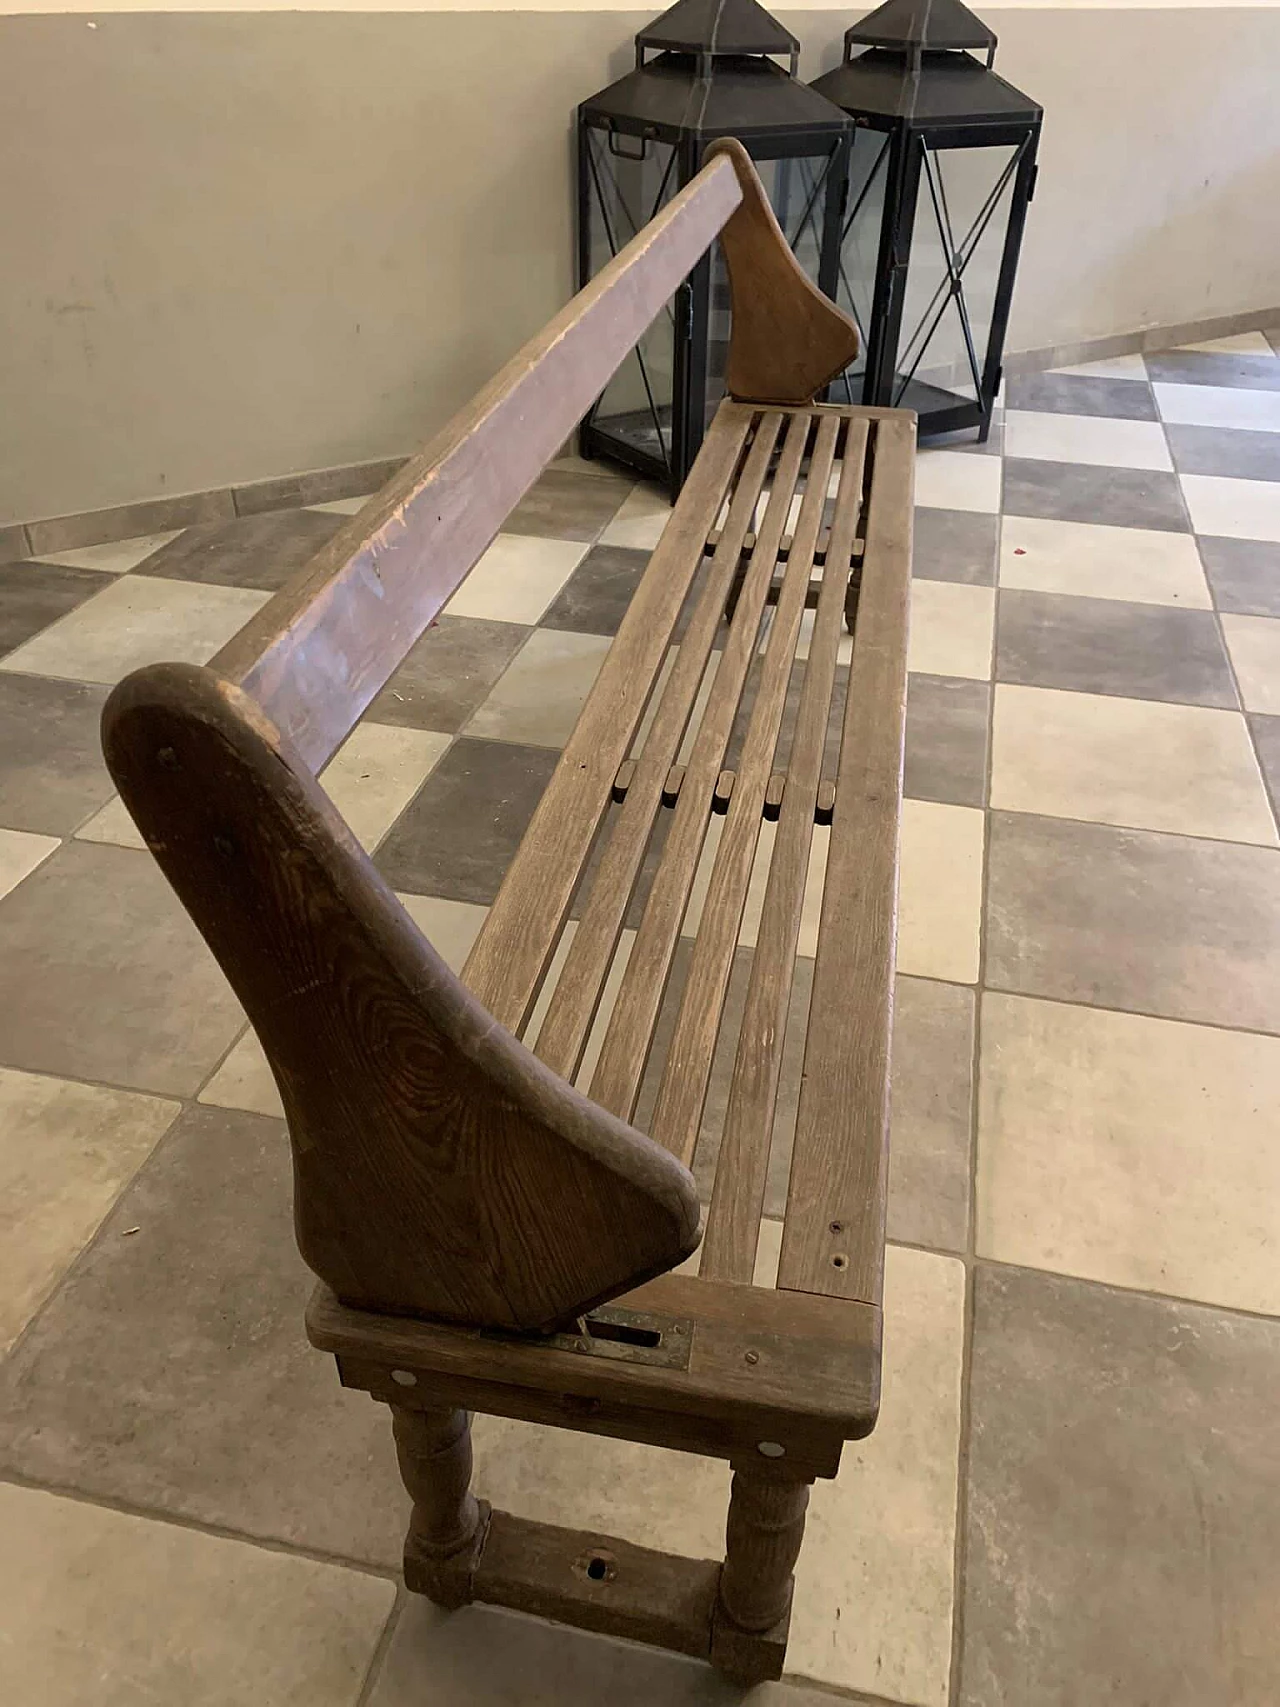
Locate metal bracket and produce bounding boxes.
[545,1305,694,1370]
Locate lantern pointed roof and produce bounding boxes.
[844,0,996,55]
[637,0,799,59]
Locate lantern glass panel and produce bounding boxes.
[706,148,843,420]
[834,125,892,388]
[894,138,1020,408]
[585,127,680,469]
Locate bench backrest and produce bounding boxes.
[102,140,862,1335]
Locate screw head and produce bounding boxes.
[744,1350,759,1366]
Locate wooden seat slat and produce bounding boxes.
[586,412,813,1122]
[530,408,780,1080]
[777,413,915,1308]
[647,413,841,1169]
[462,406,750,1034]
[699,418,871,1282]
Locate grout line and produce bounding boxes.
[354,1590,409,1707]
[0,1471,400,1583]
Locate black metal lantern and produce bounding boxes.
[812,0,1041,439]
[578,0,852,491]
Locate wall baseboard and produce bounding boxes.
[6,306,1279,557]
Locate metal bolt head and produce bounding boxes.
[390,1369,418,1387]
[757,1440,785,1458]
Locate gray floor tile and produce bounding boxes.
[961,1263,1280,1707]
[504,468,632,542]
[888,976,973,1253]
[905,674,990,807]
[366,1596,861,1707]
[0,673,113,835]
[911,508,999,585]
[1146,348,1280,391]
[0,559,105,656]
[1002,458,1189,532]
[995,589,1237,707]
[375,737,558,904]
[0,840,244,1094]
[135,508,345,591]
[0,1103,409,1569]
[1166,421,1280,482]
[1198,535,1280,615]
[368,615,528,732]
[541,544,651,636]
[1251,713,1280,809]
[986,810,1280,1031]
[1004,371,1156,420]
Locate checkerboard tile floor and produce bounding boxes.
[4,330,1280,1706]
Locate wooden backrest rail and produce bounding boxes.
[102,138,864,1340]
[210,139,859,776]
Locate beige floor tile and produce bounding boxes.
[1004,411,1172,472]
[308,496,369,516]
[0,826,59,899]
[0,1483,393,1707]
[1050,353,1148,380]
[444,533,589,624]
[907,581,995,680]
[1180,473,1280,543]
[0,576,269,686]
[897,799,985,984]
[913,448,1002,514]
[464,1243,963,1704]
[319,723,450,852]
[1157,383,1280,433]
[1222,613,1280,712]
[999,514,1211,608]
[75,793,147,850]
[990,685,1277,845]
[598,482,670,550]
[198,1027,282,1118]
[398,892,490,973]
[1179,332,1277,356]
[32,530,182,573]
[978,993,1280,1313]
[0,1067,178,1352]
[464,628,611,747]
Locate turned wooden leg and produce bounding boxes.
[391,1405,488,1607]
[710,1465,811,1684]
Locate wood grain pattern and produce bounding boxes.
[717,1470,811,1632]
[708,138,861,408]
[463,406,751,1036]
[699,420,870,1282]
[102,664,700,1333]
[393,1405,486,1607]
[777,416,915,1306]
[589,411,814,1122]
[648,414,840,1168]
[210,154,743,774]
[530,411,780,1081]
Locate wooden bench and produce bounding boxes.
[101,138,915,1685]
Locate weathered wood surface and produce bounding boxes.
[707,138,861,407]
[777,414,915,1308]
[103,663,700,1334]
[699,420,871,1282]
